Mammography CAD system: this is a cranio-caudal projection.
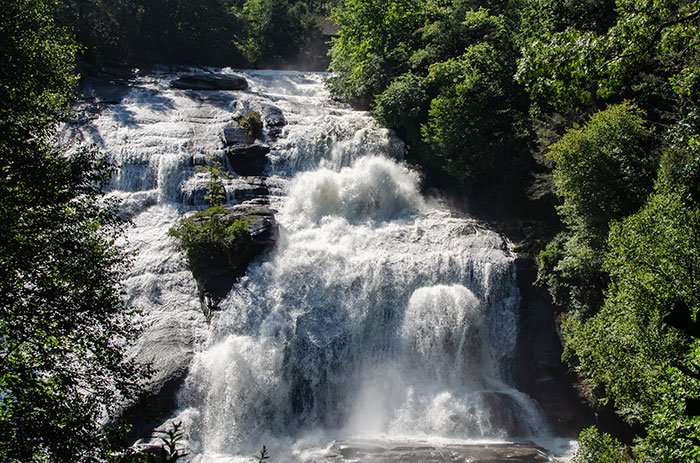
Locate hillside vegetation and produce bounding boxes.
[58,0,331,68]
[329,0,700,460]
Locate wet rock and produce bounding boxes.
[171,73,248,91]
[262,104,287,138]
[229,179,269,203]
[80,76,132,104]
[118,311,205,442]
[192,154,208,167]
[225,144,270,176]
[222,124,253,147]
[186,203,278,314]
[514,257,593,435]
[182,177,270,207]
[312,439,553,462]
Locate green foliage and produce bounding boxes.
[516,2,700,456]
[536,231,606,315]
[238,111,264,140]
[196,161,229,207]
[572,426,631,463]
[58,0,329,67]
[240,0,320,66]
[373,72,428,137]
[536,103,658,315]
[331,2,533,193]
[0,1,147,461]
[517,0,700,113]
[548,102,657,240]
[169,209,253,279]
[328,0,424,106]
[153,421,189,463]
[563,174,700,458]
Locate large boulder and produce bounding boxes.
[171,73,248,91]
[262,104,287,139]
[222,124,254,147]
[118,310,205,442]
[183,203,278,314]
[225,144,271,176]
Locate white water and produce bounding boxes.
[66,69,566,461]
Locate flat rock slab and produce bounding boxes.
[308,440,553,463]
[171,73,248,91]
[79,77,132,104]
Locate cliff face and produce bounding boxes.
[514,257,593,435]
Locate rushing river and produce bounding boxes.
[66,69,575,462]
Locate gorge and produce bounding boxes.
[65,68,586,462]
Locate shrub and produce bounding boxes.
[169,207,253,279]
[238,111,263,140]
[572,426,632,463]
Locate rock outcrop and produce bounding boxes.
[187,203,278,316]
[262,104,287,139]
[221,122,271,176]
[514,257,593,435]
[119,310,205,442]
[171,73,248,91]
[312,439,552,462]
[225,145,271,176]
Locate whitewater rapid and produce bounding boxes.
[65,69,571,462]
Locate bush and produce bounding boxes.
[238,111,263,140]
[169,207,253,279]
[572,427,631,463]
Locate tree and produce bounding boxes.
[239,0,320,66]
[331,2,533,194]
[328,0,425,106]
[418,9,531,187]
[562,174,700,460]
[536,102,658,315]
[517,0,700,113]
[0,1,145,461]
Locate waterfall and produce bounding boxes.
[66,69,560,462]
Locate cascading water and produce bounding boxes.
[66,69,569,462]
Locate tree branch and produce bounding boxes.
[602,8,700,68]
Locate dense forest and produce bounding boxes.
[1,0,699,461]
[328,0,700,460]
[58,0,331,68]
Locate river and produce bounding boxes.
[65,68,577,462]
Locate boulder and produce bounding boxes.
[171,73,248,91]
[118,311,205,442]
[222,124,253,147]
[185,203,278,314]
[225,144,271,176]
[229,179,269,203]
[262,104,287,138]
[182,177,270,207]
